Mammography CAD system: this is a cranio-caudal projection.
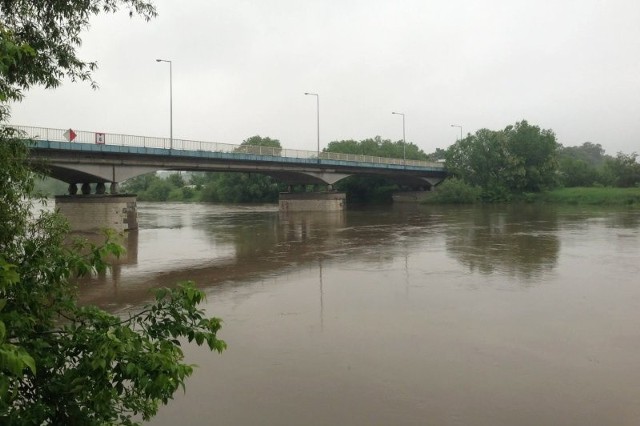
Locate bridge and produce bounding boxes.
[16,125,447,230]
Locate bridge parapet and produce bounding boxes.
[13,125,445,170]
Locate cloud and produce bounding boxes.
[10,0,640,155]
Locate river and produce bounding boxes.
[79,202,640,426]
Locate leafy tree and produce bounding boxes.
[325,136,429,161]
[324,137,431,202]
[144,178,173,201]
[201,135,286,203]
[560,142,607,167]
[445,120,558,200]
[0,0,156,107]
[166,172,185,188]
[121,173,199,202]
[603,152,640,187]
[426,147,447,162]
[558,157,599,187]
[503,121,558,192]
[1,1,226,424]
[427,177,481,204]
[242,135,281,148]
[121,172,162,194]
[445,128,517,200]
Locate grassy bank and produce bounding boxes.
[534,187,640,206]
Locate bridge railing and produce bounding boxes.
[12,125,444,169]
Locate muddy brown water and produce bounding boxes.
[79,202,640,426]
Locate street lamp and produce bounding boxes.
[392,112,406,166]
[304,92,320,161]
[156,59,173,150]
[451,124,462,141]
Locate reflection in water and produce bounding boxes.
[79,204,574,307]
[444,205,560,282]
[76,203,640,426]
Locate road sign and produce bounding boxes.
[63,128,77,142]
[95,133,105,144]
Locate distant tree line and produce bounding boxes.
[119,120,640,204]
[436,120,640,203]
[122,135,286,203]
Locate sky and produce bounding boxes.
[9,0,640,156]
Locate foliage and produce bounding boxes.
[425,177,481,204]
[324,137,432,202]
[333,176,398,203]
[200,135,285,203]
[325,136,429,161]
[122,173,199,202]
[0,0,156,109]
[557,142,608,187]
[602,152,640,188]
[33,177,69,197]
[242,135,281,149]
[503,121,558,192]
[445,120,558,200]
[1,1,227,424]
[201,172,283,203]
[556,142,640,189]
[0,133,227,424]
[426,147,447,162]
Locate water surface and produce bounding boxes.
[80,203,640,426]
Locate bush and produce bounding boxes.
[426,178,481,204]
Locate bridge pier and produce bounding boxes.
[279,191,346,212]
[55,181,137,232]
[55,194,138,233]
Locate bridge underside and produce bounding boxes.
[24,134,448,229]
[31,160,444,192]
[28,141,447,201]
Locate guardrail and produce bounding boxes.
[12,125,445,169]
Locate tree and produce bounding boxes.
[503,120,558,192]
[445,120,559,200]
[325,136,429,161]
[427,177,481,204]
[445,128,517,200]
[1,2,226,424]
[603,152,640,187]
[0,0,156,108]
[201,135,286,203]
[324,137,431,202]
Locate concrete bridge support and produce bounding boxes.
[56,181,137,232]
[279,191,346,212]
[55,194,138,233]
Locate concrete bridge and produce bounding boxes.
[18,125,447,231]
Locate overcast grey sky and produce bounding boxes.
[10,0,640,155]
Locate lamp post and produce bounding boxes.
[304,92,320,161]
[156,59,173,150]
[451,124,462,141]
[392,112,406,166]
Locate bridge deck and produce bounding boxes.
[16,125,446,173]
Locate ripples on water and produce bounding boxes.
[77,202,640,425]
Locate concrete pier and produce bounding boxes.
[279,191,346,212]
[55,194,138,232]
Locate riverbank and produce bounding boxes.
[422,186,640,206]
[531,187,640,206]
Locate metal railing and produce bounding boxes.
[12,125,445,169]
